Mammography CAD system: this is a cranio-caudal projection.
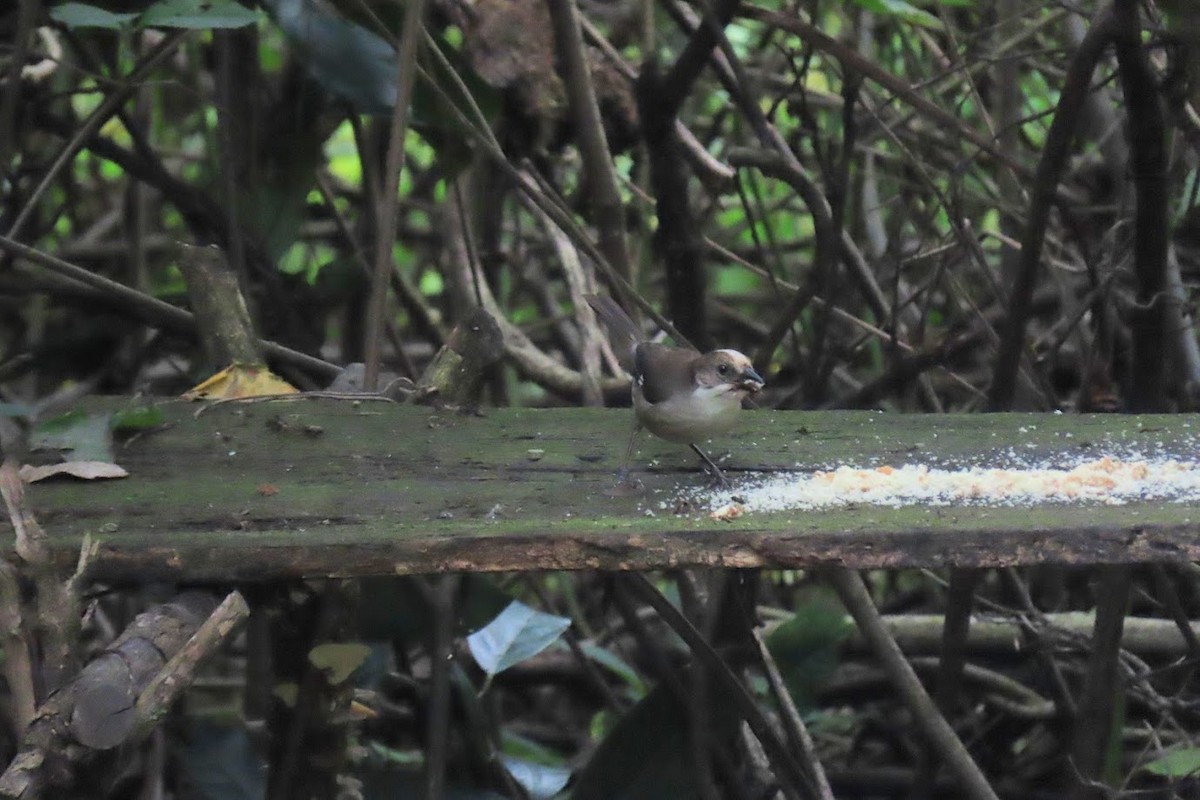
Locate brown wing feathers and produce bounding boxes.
[586,295,703,404]
[584,294,641,375]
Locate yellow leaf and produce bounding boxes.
[273,682,299,708]
[182,363,298,400]
[308,642,373,685]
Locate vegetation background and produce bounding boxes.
[2,0,1200,798]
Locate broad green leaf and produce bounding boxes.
[1143,747,1200,777]
[572,680,738,800]
[467,600,570,678]
[766,601,855,709]
[32,412,114,463]
[140,0,259,29]
[50,3,138,29]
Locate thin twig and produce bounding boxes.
[0,562,36,735]
[547,0,633,282]
[363,0,428,391]
[7,31,189,240]
[622,574,810,800]
[1112,0,1169,413]
[826,567,1000,800]
[0,460,78,693]
[0,235,340,381]
[1068,566,1131,800]
[751,626,835,800]
[133,590,250,741]
[424,574,458,800]
[986,4,1119,410]
[0,0,42,172]
[416,30,686,345]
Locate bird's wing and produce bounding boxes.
[635,343,698,404]
[584,294,641,374]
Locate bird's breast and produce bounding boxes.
[633,384,744,444]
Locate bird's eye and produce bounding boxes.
[717,364,729,375]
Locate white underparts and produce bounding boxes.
[634,383,744,444]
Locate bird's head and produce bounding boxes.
[694,349,765,397]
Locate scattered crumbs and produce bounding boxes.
[710,501,746,522]
[681,456,1200,515]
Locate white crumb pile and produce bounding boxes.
[684,456,1200,518]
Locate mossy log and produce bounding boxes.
[7,400,1200,582]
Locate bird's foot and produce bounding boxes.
[605,468,645,497]
[691,444,733,489]
[703,463,732,490]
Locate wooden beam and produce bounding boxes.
[8,400,1200,581]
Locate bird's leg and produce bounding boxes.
[606,424,645,496]
[618,424,641,481]
[690,443,731,488]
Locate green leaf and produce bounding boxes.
[272,682,298,707]
[140,0,259,29]
[572,680,738,800]
[409,31,500,175]
[576,641,646,697]
[1143,747,1200,778]
[848,0,944,28]
[501,729,566,766]
[367,741,424,766]
[111,406,166,431]
[32,412,115,463]
[307,642,373,685]
[359,574,511,642]
[766,600,855,709]
[50,3,139,29]
[263,0,397,114]
[466,600,570,679]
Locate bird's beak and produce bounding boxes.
[739,367,765,393]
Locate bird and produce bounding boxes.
[585,294,764,487]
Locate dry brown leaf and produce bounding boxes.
[20,461,129,483]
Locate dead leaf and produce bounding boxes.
[256,484,279,496]
[20,461,129,483]
[349,699,378,719]
[183,363,298,401]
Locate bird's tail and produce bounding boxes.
[584,294,640,375]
